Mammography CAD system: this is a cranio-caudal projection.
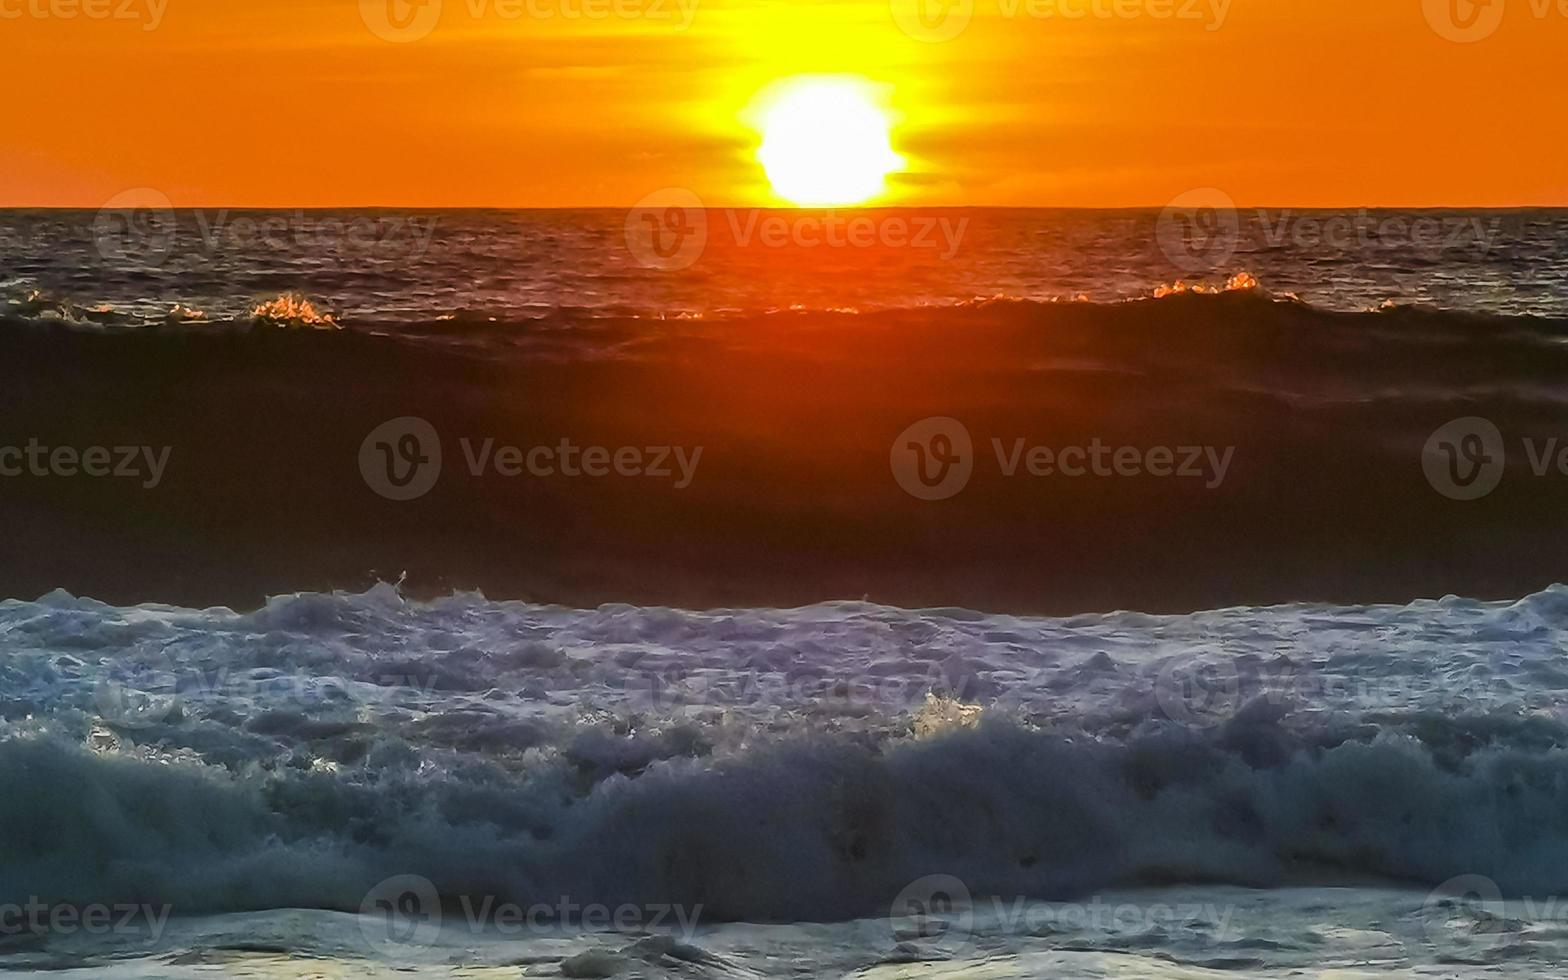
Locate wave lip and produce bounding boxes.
[7,276,1568,355]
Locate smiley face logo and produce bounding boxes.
[360,0,443,42]
[889,0,975,42]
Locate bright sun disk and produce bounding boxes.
[757,78,902,207]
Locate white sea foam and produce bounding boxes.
[5,586,1568,974]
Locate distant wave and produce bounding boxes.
[0,287,340,332]
[6,278,1568,350]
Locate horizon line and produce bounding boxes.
[4,203,1567,211]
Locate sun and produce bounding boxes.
[755,78,903,207]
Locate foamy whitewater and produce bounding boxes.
[5,585,1568,976]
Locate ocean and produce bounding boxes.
[3,206,1568,977]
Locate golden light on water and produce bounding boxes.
[754,77,903,207]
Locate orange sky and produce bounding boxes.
[3,0,1565,207]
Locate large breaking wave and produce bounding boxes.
[5,586,1568,921]
[4,283,1568,612]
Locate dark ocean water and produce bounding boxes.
[3,206,1567,327]
[3,207,1568,611]
[6,209,1568,977]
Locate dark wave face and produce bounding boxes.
[4,208,1568,611]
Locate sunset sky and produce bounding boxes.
[4,0,1565,207]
